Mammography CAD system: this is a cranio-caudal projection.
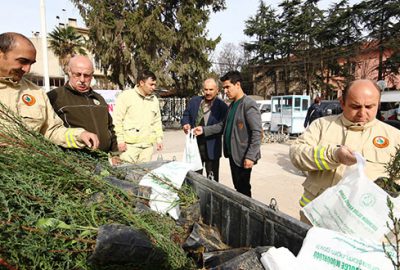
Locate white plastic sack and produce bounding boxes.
[296,227,393,270]
[139,161,192,220]
[303,152,400,242]
[182,130,203,171]
[260,247,302,270]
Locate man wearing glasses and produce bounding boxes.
[48,55,119,163]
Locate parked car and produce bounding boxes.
[256,100,272,130]
[319,100,342,116]
[380,91,400,120]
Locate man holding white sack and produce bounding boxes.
[181,78,228,181]
[290,79,400,224]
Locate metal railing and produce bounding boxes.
[159,97,188,129]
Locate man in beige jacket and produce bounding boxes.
[0,32,99,149]
[113,70,163,163]
[290,79,400,223]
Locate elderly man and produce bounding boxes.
[48,55,118,161]
[113,70,163,163]
[0,32,99,149]
[181,78,228,181]
[290,79,400,223]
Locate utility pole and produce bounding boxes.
[39,0,50,92]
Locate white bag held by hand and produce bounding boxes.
[303,152,400,242]
[296,227,393,270]
[182,130,203,171]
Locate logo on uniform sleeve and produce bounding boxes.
[22,94,36,106]
[93,99,100,105]
[373,136,389,148]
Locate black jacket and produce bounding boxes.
[304,103,323,128]
[48,84,118,153]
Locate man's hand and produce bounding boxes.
[118,142,127,152]
[244,159,254,169]
[335,145,357,166]
[80,131,99,150]
[192,126,203,136]
[156,143,163,151]
[110,156,122,166]
[183,124,191,134]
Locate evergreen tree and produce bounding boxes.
[355,0,400,80]
[70,0,225,94]
[319,0,363,94]
[243,1,281,95]
[292,0,324,95]
[278,0,302,94]
[243,1,281,63]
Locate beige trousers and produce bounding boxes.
[120,144,154,164]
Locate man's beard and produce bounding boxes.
[10,69,24,82]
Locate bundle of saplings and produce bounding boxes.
[0,103,197,270]
[375,146,400,197]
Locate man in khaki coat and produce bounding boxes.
[113,70,163,163]
[0,32,99,149]
[290,79,400,224]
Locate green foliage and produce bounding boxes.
[381,147,400,269]
[243,2,281,63]
[383,197,400,269]
[70,0,226,95]
[48,26,87,73]
[243,0,400,97]
[0,103,196,269]
[354,0,400,81]
[386,147,400,184]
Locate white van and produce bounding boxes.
[256,100,271,130]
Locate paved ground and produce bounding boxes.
[152,129,305,220]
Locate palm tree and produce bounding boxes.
[48,26,87,74]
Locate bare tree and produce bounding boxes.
[215,42,245,76]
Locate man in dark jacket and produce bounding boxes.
[47,55,119,163]
[304,96,322,128]
[181,78,228,181]
[193,71,262,197]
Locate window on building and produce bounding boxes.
[278,71,285,81]
[95,59,102,70]
[36,78,43,86]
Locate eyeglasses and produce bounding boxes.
[71,72,93,79]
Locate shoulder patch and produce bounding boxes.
[22,94,36,106]
[373,136,389,148]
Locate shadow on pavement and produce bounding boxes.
[274,152,305,177]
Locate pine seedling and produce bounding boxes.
[0,102,196,269]
[383,197,400,270]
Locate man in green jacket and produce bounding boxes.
[48,55,119,163]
